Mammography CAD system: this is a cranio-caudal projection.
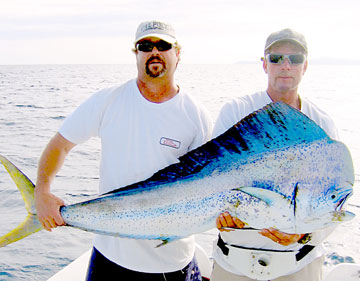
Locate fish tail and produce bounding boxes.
[0,154,43,247]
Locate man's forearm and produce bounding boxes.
[36,132,76,192]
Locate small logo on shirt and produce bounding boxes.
[160,137,181,149]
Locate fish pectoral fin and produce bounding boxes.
[237,187,289,206]
[0,213,43,247]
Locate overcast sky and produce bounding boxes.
[1,0,359,64]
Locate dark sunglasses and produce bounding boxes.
[136,40,173,52]
[266,54,306,65]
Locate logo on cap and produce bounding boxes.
[140,21,170,33]
[135,20,177,44]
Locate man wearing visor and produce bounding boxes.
[211,29,338,280]
[34,20,212,280]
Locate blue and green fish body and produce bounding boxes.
[0,102,354,247]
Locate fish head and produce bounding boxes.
[318,141,354,214]
[293,141,355,232]
[294,183,354,233]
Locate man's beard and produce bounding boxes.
[145,56,166,78]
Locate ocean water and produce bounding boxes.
[0,63,359,280]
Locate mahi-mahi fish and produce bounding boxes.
[0,102,355,247]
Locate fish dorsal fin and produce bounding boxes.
[170,102,329,176]
[106,102,329,195]
[212,102,329,158]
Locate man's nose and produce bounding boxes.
[151,46,160,54]
[281,58,292,70]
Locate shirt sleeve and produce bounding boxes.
[212,99,248,138]
[59,88,109,144]
[188,104,213,151]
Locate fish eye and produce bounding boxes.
[329,191,338,201]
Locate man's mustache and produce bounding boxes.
[146,56,165,66]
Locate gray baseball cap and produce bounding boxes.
[264,28,308,55]
[135,20,177,45]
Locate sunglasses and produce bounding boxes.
[266,54,306,65]
[136,40,173,52]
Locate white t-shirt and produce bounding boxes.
[212,91,339,276]
[59,79,213,273]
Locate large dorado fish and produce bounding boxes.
[0,102,355,247]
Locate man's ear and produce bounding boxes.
[263,57,268,74]
[302,60,308,75]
